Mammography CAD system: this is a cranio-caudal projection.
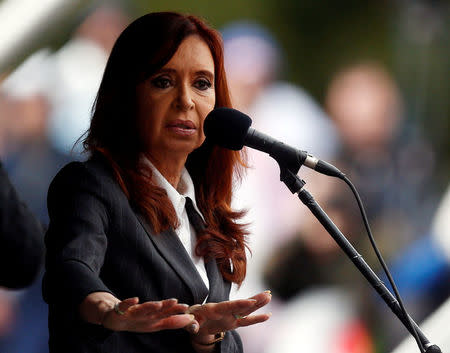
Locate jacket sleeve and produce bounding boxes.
[218,330,243,353]
[43,161,114,308]
[0,161,44,289]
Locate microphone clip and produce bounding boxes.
[279,168,305,194]
[268,140,307,194]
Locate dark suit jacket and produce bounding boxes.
[0,161,44,288]
[42,155,243,353]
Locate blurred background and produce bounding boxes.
[0,0,448,352]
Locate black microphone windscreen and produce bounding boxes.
[203,107,252,150]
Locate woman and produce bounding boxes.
[43,11,271,353]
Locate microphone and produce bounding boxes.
[204,107,343,178]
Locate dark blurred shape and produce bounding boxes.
[261,176,376,353]
[0,161,44,288]
[263,177,364,301]
[0,160,44,350]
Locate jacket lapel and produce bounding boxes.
[136,213,209,304]
[205,258,230,303]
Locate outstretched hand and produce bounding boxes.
[80,292,196,333]
[101,297,196,332]
[186,291,272,337]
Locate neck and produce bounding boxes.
[145,153,187,189]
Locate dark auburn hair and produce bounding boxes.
[83,12,248,284]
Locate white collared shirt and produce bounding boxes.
[142,157,209,291]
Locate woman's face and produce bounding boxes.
[136,35,216,163]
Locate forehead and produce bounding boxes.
[163,35,214,72]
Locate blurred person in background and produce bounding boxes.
[45,5,129,156]
[0,52,70,224]
[257,61,446,353]
[0,161,44,349]
[0,52,67,353]
[253,60,444,353]
[0,5,129,353]
[324,62,441,350]
[222,21,340,353]
[325,62,437,252]
[0,151,44,344]
[0,4,130,224]
[0,89,46,349]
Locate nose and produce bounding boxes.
[175,83,195,111]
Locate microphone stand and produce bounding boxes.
[279,167,441,353]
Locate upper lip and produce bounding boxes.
[166,119,196,129]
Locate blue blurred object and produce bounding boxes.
[383,233,449,298]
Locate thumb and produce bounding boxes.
[116,297,139,314]
[186,304,202,315]
[184,318,200,334]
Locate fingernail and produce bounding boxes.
[189,323,199,333]
[249,299,257,302]
[188,314,195,320]
[264,290,271,294]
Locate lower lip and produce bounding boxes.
[167,126,197,136]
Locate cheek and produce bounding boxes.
[199,95,215,120]
[198,130,206,145]
[136,105,161,149]
[198,99,215,139]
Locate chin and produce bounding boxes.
[165,140,200,156]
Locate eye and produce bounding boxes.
[194,78,212,91]
[151,76,172,89]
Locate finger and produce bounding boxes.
[184,319,200,334]
[186,304,202,315]
[128,301,163,317]
[160,298,178,309]
[236,313,272,327]
[131,301,188,320]
[186,304,209,326]
[147,299,181,317]
[152,314,197,331]
[160,303,189,317]
[211,299,258,316]
[249,291,272,307]
[116,297,139,315]
[239,292,272,317]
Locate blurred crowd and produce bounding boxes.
[0,5,449,353]
[223,21,449,353]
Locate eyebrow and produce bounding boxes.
[157,68,214,80]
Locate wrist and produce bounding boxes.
[98,300,118,326]
[79,292,118,326]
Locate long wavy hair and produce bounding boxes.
[83,12,248,285]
